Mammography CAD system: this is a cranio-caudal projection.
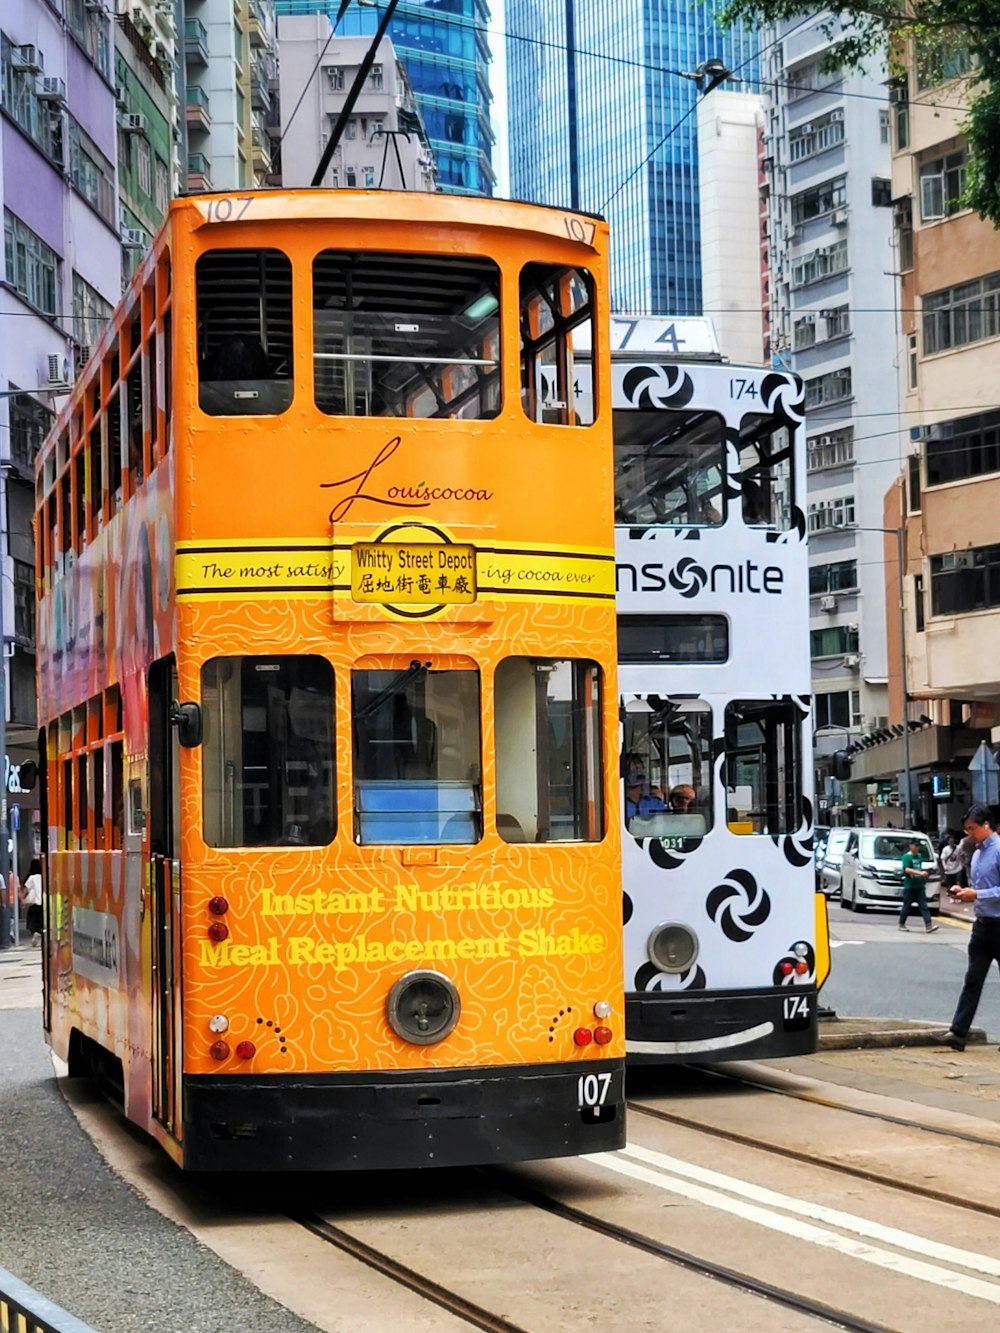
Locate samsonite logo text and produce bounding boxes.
[616,555,784,597]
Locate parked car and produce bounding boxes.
[818,827,858,898]
[839,829,941,914]
[813,824,831,889]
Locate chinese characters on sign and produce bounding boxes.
[351,544,477,605]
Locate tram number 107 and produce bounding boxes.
[577,1072,613,1109]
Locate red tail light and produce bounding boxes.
[208,896,229,916]
[780,961,794,976]
[209,1040,230,1061]
[235,1041,256,1060]
[593,1026,613,1045]
[208,921,229,943]
[573,1027,593,1046]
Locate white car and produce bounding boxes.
[840,830,941,914]
[818,827,858,898]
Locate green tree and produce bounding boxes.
[717,0,1000,226]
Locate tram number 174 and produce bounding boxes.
[577,1072,613,1109]
[782,994,811,1030]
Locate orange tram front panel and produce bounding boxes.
[36,191,625,1170]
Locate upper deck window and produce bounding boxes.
[312,252,500,419]
[614,409,725,526]
[520,263,595,426]
[738,413,795,530]
[196,249,293,416]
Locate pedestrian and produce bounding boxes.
[939,833,962,891]
[956,833,977,888]
[943,805,1000,1051]
[19,858,43,945]
[899,836,938,933]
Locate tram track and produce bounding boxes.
[291,1173,899,1333]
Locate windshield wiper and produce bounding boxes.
[356,660,428,720]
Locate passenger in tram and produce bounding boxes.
[668,783,696,813]
[625,773,666,820]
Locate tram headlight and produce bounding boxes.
[208,1014,229,1034]
[593,1000,612,1020]
[386,971,461,1046]
[647,922,699,974]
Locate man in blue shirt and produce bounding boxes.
[943,804,1000,1051]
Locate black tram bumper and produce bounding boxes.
[180,1059,624,1171]
[626,986,818,1064]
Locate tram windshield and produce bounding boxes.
[622,698,712,839]
[352,666,482,844]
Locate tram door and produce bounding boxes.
[148,656,182,1136]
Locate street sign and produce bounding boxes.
[9,804,18,832]
[968,740,999,805]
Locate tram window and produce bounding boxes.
[352,666,481,844]
[495,658,603,843]
[126,354,144,491]
[738,414,794,530]
[618,615,729,664]
[202,656,335,847]
[614,409,725,526]
[110,739,124,851]
[312,252,500,419]
[725,700,802,836]
[196,249,293,416]
[128,777,146,836]
[519,263,595,426]
[622,699,712,841]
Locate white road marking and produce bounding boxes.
[584,1148,1000,1304]
[830,940,865,948]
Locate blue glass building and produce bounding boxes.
[506,0,758,314]
[276,0,495,194]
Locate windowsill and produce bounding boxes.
[925,467,1000,491]
[919,208,973,229]
[807,459,855,475]
[922,330,1000,362]
[810,587,859,598]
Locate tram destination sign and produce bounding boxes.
[351,543,477,605]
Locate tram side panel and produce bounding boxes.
[613,359,820,1062]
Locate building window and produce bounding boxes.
[367,63,383,90]
[810,625,859,658]
[915,35,974,91]
[823,305,850,339]
[930,544,1000,616]
[788,110,845,162]
[919,151,967,221]
[807,427,854,471]
[907,332,918,389]
[879,110,890,144]
[915,574,925,631]
[72,271,113,351]
[136,135,152,197]
[808,496,855,533]
[923,271,1000,355]
[3,209,61,316]
[804,368,852,408]
[13,559,35,645]
[791,176,847,225]
[908,453,922,512]
[793,315,815,349]
[900,223,914,271]
[925,409,1000,486]
[154,157,169,213]
[68,119,116,226]
[362,165,375,187]
[345,167,357,187]
[815,690,851,729]
[325,66,344,90]
[871,178,892,207]
[1,34,64,165]
[8,390,52,472]
[344,119,357,140]
[66,0,111,78]
[810,559,858,594]
[791,239,848,288]
[889,79,909,150]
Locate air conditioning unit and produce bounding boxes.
[119,112,147,133]
[831,208,848,226]
[829,108,845,122]
[74,344,92,373]
[797,122,813,135]
[47,354,68,385]
[12,45,44,73]
[819,595,836,611]
[844,654,860,668]
[122,228,147,249]
[36,76,66,103]
[874,715,889,730]
[115,85,128,109]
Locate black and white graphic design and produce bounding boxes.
[707,868,772,942]
[634,960,707,992]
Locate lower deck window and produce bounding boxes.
[495,658,603,843]
[622,699,712,840]
[202,656,335,847]
[725,699,802,835]
[352,665,482,844]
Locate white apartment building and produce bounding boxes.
[277,17,434,192]
[763,15,903,813]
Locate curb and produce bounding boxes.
[819,1023,987,1051]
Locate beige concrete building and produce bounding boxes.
[845,46,1000,832]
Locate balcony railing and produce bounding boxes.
[184,18,209,67]
[187,152,213,191]
[185,85,212,133]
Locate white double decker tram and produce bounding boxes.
[609,317,829,1062]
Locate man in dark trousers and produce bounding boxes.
[899,836,938,933]
[944,804,1000,1050]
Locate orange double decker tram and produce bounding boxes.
[35,191,624,1170]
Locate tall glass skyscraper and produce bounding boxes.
[506,0,758,313]
[275,0,495,194]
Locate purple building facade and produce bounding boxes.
[1,0,120,886]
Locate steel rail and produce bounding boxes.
[293,1212,529,1333]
